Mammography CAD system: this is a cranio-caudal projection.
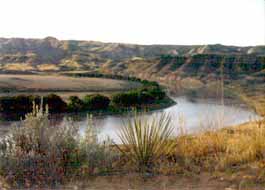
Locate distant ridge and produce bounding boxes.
[0,37,264,80]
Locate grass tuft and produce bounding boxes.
[116,113,176,172]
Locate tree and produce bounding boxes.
[83,94,110,110]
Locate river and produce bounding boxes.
[0,97,259,143]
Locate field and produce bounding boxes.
[0,74,142,97]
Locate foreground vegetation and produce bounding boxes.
[0,105,118,188]
[0,96,264,189]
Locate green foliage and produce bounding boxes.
[67,96,85,112]
[147,87,166,100]
[111,84,166,108]
[111,91,139,107]
[0,94,67,115]
[0,95,40,114]
[83,94,110,110]
[116,113,175,172]
[42,94,67,113]
[137,91,155,103]
[0,77,168,115]
[67,72,142,83]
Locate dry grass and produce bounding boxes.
[1,63,34,71]
[36,64,60,71]
[171,94,265,186]
[174,119,265,170]
[0,74,141,93]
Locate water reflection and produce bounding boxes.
[0,97,259,143]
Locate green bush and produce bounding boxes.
[42,94,68,113]
[0,94,67,114]
[83,94,110,110]
[111,91,139,107]
[111,84,166,107]
[138,91,155,104]
[0,95,39,114]
[147,87,166,100]
[67,96,85,112]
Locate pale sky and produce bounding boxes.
[0,0,264,46]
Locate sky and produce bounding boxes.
[0,0,264,46]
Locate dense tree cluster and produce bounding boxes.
[0,79,167,116]
[111,85,166,107]
[0,94,67,114]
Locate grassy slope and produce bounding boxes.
[0,74,142,93]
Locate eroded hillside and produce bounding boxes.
[0,37,264,101]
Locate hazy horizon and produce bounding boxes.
[0,0,264,46]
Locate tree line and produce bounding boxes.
[0,81,166,116]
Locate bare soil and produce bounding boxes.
[60,173,265,190]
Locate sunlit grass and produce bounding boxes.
[116,113,176,172]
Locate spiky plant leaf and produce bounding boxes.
[117,113,175,172]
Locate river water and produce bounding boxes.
[0,97,259,143]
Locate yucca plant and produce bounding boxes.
[117,113,176,172]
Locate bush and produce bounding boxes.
[0,106,118,188]
[0,105,80,187]
[148,87,166,100]
[0,95,39,114]
[0,94,67,114]
[83,94,110,110]
[138,91,155,104]
[42,94,67,113]
[111,91,139,107]
[111,85,166,107]
[67,96,85,112]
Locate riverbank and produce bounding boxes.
[0,74,176,121]
[0,97,264,189]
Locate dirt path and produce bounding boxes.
[1,173,265,189]
[60,173,265,190]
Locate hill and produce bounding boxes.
[0,37,264,103]
[0,37,264,73]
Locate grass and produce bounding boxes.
[174,119,265,171]
[0,74,142,94]
[116,113,176,172]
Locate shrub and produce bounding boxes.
[111,85,166,107]
[116,113,175,172]
[79,116,118,175]
[83,94,110,110]
[138,91,155,104]
[0,95,39,114]
[67,96,85,112]
[0,94,67,114]
[0,105,81,187]
[42,94,67,113]
[111,91,139,107]
[0,106,118,188]
[147,87,166,100]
